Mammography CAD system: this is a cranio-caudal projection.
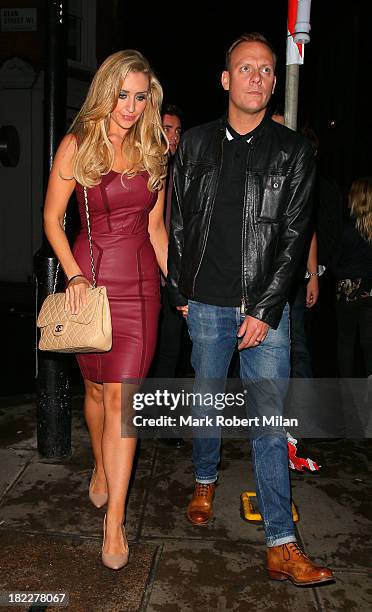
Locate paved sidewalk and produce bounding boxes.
[0,395,371,611]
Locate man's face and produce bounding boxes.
[162,113,181,155]
[221,41,276,117]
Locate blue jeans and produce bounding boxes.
[187,300,296,547]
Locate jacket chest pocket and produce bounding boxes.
[182,163,214,213]
[257,174,287,222]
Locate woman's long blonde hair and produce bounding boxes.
[68,50,168,191]
[349,177,372,242]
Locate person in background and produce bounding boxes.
[168,32,333,585]
[271,104,285,125]
[162,104,182,156]
[150,104,187,447]
[332,176,372,376]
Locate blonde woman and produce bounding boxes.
[332,176,372,377]
[43,50,168,569]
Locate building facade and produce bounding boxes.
[0,0,118,283]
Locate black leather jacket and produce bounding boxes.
[167,114,315,328]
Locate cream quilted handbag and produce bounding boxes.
[37,187,112,353]
[37,286,112,353]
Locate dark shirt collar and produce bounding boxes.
[225,111,271,144]
[226,122,253,142]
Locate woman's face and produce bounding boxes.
[110,70,150,134]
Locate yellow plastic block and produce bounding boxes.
[240,491,299,522]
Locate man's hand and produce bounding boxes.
[176,305,188,318]
[237,315,269,350]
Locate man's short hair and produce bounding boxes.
[225,32,277,71]
[161,104,184,125]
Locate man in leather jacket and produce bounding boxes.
[167,32,333,586]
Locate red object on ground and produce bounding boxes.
[287,433,321,472]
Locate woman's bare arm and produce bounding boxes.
[43,134,90,314]
[148,186,168,277]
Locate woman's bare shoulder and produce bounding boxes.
[53,133,78,177]
[57,133,78,157]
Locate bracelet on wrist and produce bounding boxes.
[67,274,87,285]
[307,271,320,277]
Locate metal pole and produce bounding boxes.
[285,0,312,131]
[44,1,68,182]
[284,64,299,131]
[34,0,72,459]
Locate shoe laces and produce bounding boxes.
[195,483,213,497]
[286,542,310,560]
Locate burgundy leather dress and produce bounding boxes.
[73,170,161,382]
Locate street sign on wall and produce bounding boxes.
[0,8,37,32]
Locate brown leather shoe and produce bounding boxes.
[186,483,215,525]
[267,542,334,586]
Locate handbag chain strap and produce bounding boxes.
[52,185,96,293]
[83,185,97,289]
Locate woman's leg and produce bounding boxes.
[84,379,106,492]
[102,381,138,555]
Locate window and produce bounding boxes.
[68,0,82,62]
[67,0,96,71]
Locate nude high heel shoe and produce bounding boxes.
[101,514,129,570]
[89,467,108,508]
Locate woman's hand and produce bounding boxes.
[176,305,188,318]
[65,276,91,315]
[306,276,319,308]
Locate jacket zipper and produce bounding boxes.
[241,145,253,315]
[192,134,226,295]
